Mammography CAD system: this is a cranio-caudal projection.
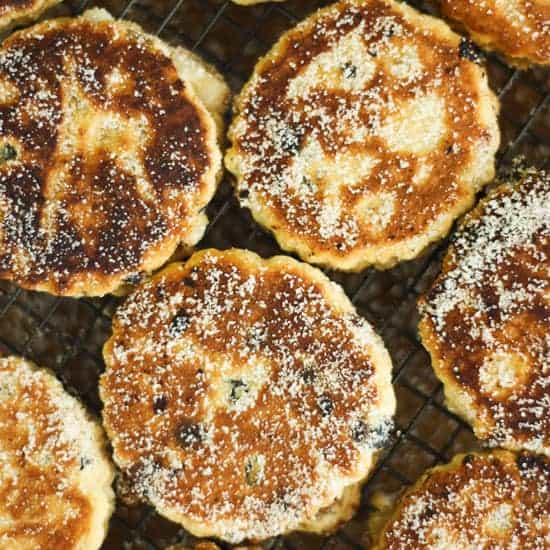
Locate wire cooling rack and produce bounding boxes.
[0,0,548,548]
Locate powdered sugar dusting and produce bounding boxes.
[0,10,218,296]
[377,451,549,549]
[0,0,61,25]
[420,168,550,455]
[101,249,395,542]
[227,0,499,269]
[441,0,550,66]
[0,356,113,548]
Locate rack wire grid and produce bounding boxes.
[0,0,548,548]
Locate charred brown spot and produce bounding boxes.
[79,456,92,471]
[351,419,368,443]
[384,22,396,38]
[124,272,143,285]
[153,395,168,413]
[423,505,436,519]
[169,309,190,337]
[229,379,249,402]
[301,177,315,192]
[341,61,357,78]
[0,144,16,163]
[318,394,334,416]
[516,454,540,472]
[155,285,167,300]
[462,453,476,466]
[278,126,302,155]
[368,419,394,448]
[177,422,203,448]
[459,38,483,64]
[350,419,393,448]
[302,367,316,384]
[183,276,196,288]
[245,454,264,485]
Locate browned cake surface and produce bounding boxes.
[100,248,395,542]
[226,0,499,271]
[441,0,550,67]
[0,0,61,30]
[374,450,550,549]
[0,0,34,13]
[0,11,220,297]
[419,169,549,456]
[0,356,114,549]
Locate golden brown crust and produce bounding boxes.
[0,356,115,549]
[226,0,500,271]
[419,168,550,456]
[0,0,61,32]
[0,9,222,297]
[101,248,395,543]
[441,0,550,67]
[372,450,550,549]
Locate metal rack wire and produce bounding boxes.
[0,0,548,548]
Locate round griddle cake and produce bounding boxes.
[100,248,395,543]
[441,0,550,67]
[0,0,61,32]
[0,356,115,549]
[419,168,549,456]
[371,450,550,549]
[226,0,500,272]
[0,9,225,297]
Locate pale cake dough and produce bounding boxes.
[101,248,395,543]
[167,45,231,140]
[419,168,549,456]
[0,356,115,550]
[226,0,500,272]
[0,9,229,297]
[441,0,550,67]
[0,0,61,33]
[370,450,550,549]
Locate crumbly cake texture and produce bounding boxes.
[226,0,500,272]
[419,168,550,456]
[101,248,395,543]
[441,0,550,67]
[371,450,550,549]
[0,0,61,33]
[0,356,115,550]
[0,8,228,297]
[168,45,231,141]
